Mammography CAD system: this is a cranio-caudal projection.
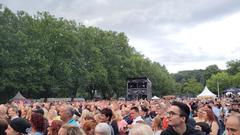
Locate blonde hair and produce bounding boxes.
[61,124,86,135]
[129,123,154,135]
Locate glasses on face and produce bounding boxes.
[166,111,181,117]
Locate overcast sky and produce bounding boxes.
[1,0,240,73]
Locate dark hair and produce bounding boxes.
[101,108,113,122]
[0,119,8,135]
[130,107,139,113]
[196,122,211,134]
[31,113,45,132]
[172,101,190,123]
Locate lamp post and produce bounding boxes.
[217,80,220,98]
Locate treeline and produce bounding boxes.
[0,7,176,102]
[173,60,240,96]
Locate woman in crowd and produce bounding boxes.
[47,120,63,135]
[30,113,45,135]
[194,107,205,123]
[82,119,97,135]
[151,116,163,135]
[58,124,86,135]
[202,109,219,135]
[95,123,111,135]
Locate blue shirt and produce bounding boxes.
[67,119,80,127]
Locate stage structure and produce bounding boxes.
[127,77,152,100]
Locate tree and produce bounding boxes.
[182,78,203,96]
[227,59,240,75]
[204,65,220,83]
[206,72,232,94]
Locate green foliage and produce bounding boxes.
[206,72,232,94]
[0,7,177,102]
[182,78,203,96]
[227,59,240,75]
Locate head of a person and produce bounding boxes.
[140,106,149,117]
[82,120,97,135]
[130,107,139,119]
[7,105,18,118]
[151,116,162,130]
[202,109,216,122]
[129,123,154,135]
[225,114,240,135]
[59,105,75,123]
[166,101,190,127]
[6,118,31,135]
[99,108,113,123]
[58,124,86,135]
[196,107,204,118]
[0,105,7,119]
[48,120,64,135]
[195,122,211,135]
[0,118,8,135]
[30,112,45,133]
[95,123,111,135]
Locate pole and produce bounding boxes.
[217,80,220,98]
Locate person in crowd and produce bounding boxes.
[130,107,144,125]
[160,101,204,135]
[0,118,8,135]
[95,122,111,135]
[151,116,163,135]
[195,122,211,135]
[59,104,79,127]
[0,105,8,120]
[48,109,61,125]
[82,119,97,135]
[30,113,45,135]
[7,105,19,120]
[129,123,154,135]
[140,106,152,126]
[47,120,64,135]
[99,108,116,135]
[113,111,128,135]
[225,114,240,135]
[194,107,205,123]
[58,124,86,135]
[6,117,31,135]
[202,109,219,135]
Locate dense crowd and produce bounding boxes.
[0,97,239,135]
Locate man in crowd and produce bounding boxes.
[59,104,79,127]
[130,106,144,125]
[7,105,19,120]
[161,101,204,135]
[225,114,240,135]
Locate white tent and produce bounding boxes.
[151,96,160,100]
[10,91,26,101]
[197,86,216,98]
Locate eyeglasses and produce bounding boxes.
[166,111,181,117]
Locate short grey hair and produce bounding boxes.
[95,123,111,135]
[129,123,154,135]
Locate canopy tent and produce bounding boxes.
[151,96,160,100]
[197,86,216,99]
[10,91,26,101]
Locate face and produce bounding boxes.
[59,107,68,122]
[225,116,240,135]
[58,128,67,135]
[8,108,15,118]
[197,108,204,118]
[166,106,184,127]
[6,125,18,135]
[130,110,137,119]
[99,113,109,123]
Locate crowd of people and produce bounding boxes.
[0,97,239,135]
